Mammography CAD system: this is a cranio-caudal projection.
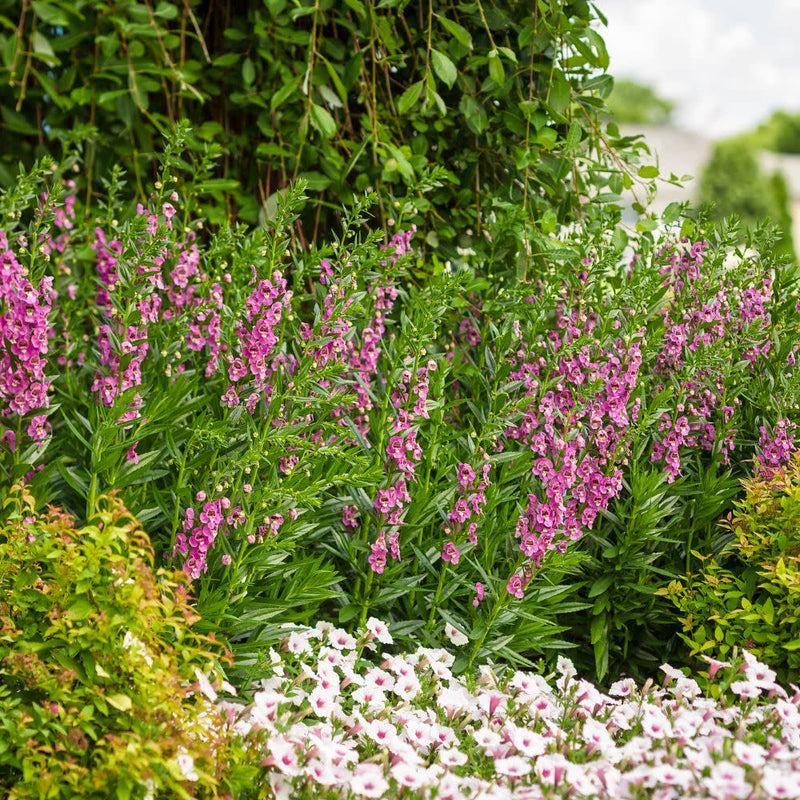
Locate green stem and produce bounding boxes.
[358,568,375,626]
[426,560,448,629]
[468,588,509,671]
[87,470,98,521]
[168,444,190,561]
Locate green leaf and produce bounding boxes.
[213,52,240,68]
[488,51,505,86]
[31,32,55,59]
[32,2,71,26]
[588,574,614,598]
[497,47,518,63]
[2,33,18,69]
[762,596,775,624]
[242,57,255,86]
[548,69,570,115]
[638,165,659,178]
[438,17,472,49]
[431,49,457,89]
[66,597,95,620]
[397,80,424,115]
[116,778,132,800]
[338,604,359,623]
[154,2,179,20]
[565,121,581,150]
[459,95,487,135]
[1,106,40,136]
[309,103,336,139]
[594,637,609,680]
[590,613,606,644]
[107,694,132,712]
[270,75,301,112]
[321,57,348,104]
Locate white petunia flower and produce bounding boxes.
[366,617,394,644]
[444,622,469,646]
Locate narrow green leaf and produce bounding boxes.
[588,574,614,598]
[548,69,570,114]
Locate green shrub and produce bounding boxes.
[699,140,796,261]
[0,0,645,263]
[663,453,800,681]
[0,485,237,799]
[606,78,674,125]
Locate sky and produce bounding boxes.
[600,0,800,139]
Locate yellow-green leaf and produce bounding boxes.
[107,694,132,712]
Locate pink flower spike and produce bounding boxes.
[473,581,485,607]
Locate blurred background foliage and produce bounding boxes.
[605,77,673,125]
[699,141,797,262]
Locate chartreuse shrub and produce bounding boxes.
[664,449,800,683]
[0,485,248,799]
[2,148,800,684]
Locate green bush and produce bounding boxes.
[699,140,796,261]
[0,0,640,263]
[750,110,800,155]
[663,453,800,681]
[0,485,238,799]
[606,78,673,125]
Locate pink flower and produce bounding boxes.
[457,463,476,488]
[442,541,461,565]
[473,581,485,607]
[342,504,359,529]
[126,442,139,464]
[27,414,51,442]
[506,574,525,599]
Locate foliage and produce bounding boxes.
[664,451,800,682]
[735,110,800,155]
[3,150,800,684]
[0,486,244,799]
[606,78,673,125]
[698,141,796,261]
[222,619,800,799]
[558,219,800,681]
[0,0,646,263]
[762,111,800,154]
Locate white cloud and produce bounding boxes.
[601,0,800,137]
